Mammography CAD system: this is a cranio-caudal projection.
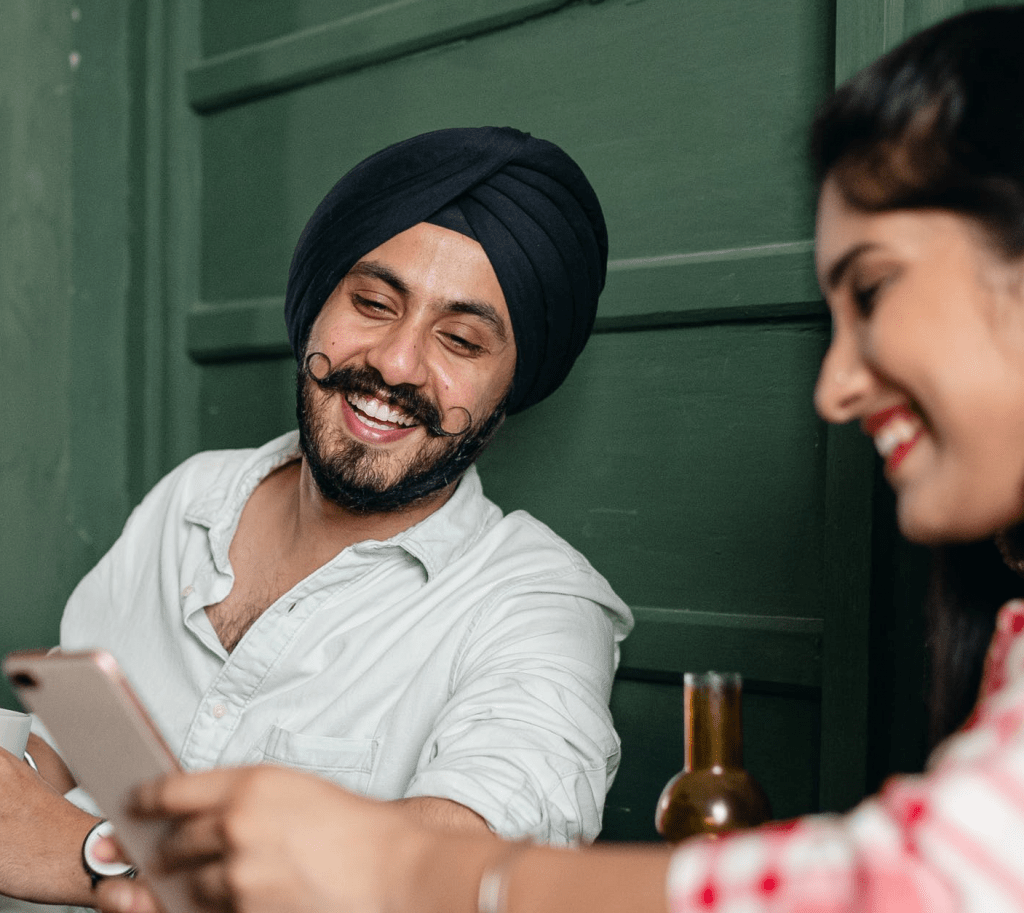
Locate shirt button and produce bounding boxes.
[182,585,194,597]
[212,703,227,718]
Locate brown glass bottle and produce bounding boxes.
[655,671,771,841]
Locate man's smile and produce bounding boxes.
[346,392,418,430]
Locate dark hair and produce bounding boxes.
[812,5,1024,259]
[925,543,1015,744]
[811,6,1024,743]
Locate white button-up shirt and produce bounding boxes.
[59,431,633,843]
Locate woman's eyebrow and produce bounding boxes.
[821,243,877,292]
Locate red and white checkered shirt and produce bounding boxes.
[667,599,1024,913]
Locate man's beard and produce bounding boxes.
[296,354,509,514]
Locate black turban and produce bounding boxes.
[284,126,608,415]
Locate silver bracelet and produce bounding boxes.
[23,750,38,773]
[477,841,530,913]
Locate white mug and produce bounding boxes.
[0,707,32,758]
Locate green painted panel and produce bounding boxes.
[195,0,831,305]
[833,0,969,82]
[602,243,822,326]
[477,320,830,615]
[604,679,820,841]
[196,357,299,452]
[191,0,569,110]
[201,0,388,56]
[818,422,874,809]
[904,0,970,33]
[1,2,135,709]
[865,482,930,791]
[0,6,74,706]
[189,297,290,361]
[620,608,823,688]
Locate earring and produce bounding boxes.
[995,523,1024,577]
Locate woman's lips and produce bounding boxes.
[863,405,923,472]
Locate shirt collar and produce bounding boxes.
[386,463,499,578]
[185,430,500,581]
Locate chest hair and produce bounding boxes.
[205,554,299,653]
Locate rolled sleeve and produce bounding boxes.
[405,589,621,844]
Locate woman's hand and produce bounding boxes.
[92,765,674,913]
[96,766,442,913]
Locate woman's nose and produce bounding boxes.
[814,334,872,425]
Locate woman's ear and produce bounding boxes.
[983,246,1024,343]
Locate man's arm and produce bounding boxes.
[0,746,102,906]
[405,587,626,843]
[393,796,491,833]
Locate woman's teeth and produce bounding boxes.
[874,415,918,459]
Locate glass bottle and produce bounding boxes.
[655,671,772,841]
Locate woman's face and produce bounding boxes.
[814,177,1024,544]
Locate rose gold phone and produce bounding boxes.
[3,649,198,913]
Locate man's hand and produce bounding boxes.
[0,746,100,905]
[96,766,442,913]
[25,732,76,793]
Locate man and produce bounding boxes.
[0,126,631,907]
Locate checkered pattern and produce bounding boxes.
[667,600,1024,913]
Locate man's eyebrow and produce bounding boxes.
[350,259,510,342]
[443,300,510,343]
[347,260,412,296]
[821,243,877,292]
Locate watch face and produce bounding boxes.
[83,820,136,878]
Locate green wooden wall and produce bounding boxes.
[3,0,999,840]
[1,0,138,703]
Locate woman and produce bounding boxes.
[96,6,1024,912]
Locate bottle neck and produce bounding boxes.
[683,671,744,770]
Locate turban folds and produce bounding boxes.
[284,126,608,415]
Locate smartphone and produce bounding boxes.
[3,648,198,913]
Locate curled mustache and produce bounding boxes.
[303,352,472,438]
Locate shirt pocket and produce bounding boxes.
[245,726,379,793]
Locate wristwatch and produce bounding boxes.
[81,820,137,888]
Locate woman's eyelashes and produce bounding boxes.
[849,267,899,317]
[852,281,882,315]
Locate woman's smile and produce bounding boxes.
[863,404,924,473]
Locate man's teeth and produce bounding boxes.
[874,416,918,459]
[348,393,415,428]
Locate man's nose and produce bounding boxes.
[365,320,430,389]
